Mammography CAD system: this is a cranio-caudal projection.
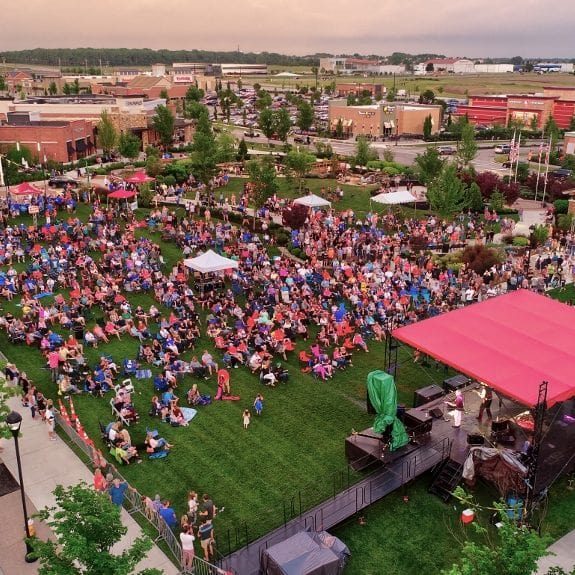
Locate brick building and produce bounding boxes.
[454,86,575,130]
[336,83,383,98]
[0,118,94,163]
[328,101,442,138]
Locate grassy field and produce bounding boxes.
[2,201,574,570]
[250,72,575,98]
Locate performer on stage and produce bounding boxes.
[477,384,493,422]
[452,389,464,428]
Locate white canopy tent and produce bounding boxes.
[371,190,417,205]
[293,194,332,208]
[183,250,238,273]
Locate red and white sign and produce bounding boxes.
[173,75,195,84]
[28,206,40,215]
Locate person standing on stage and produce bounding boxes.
[477,384,493,422]
[452,390,464,428]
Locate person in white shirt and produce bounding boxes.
[180,524,196,569]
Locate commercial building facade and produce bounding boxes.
[328,101,442,138]
[0,118,94,163]
[454,86,575,129]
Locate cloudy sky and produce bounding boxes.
[2,0,574,58]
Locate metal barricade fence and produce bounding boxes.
[54,412,232,574]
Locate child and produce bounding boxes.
[243,409,251,429]
[253,394,264,416]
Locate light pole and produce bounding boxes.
[6,410,37,563]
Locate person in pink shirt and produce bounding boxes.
[48,350,59,382]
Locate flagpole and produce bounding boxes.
[534,142,543,203]
[513,132,522,183]
[541,136,552,206]
[508,129,516,180]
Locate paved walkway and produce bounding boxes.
[538,529,575,573]
[0,490,52,575]
[0,396,179,575]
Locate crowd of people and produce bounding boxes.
[2,180,575,566]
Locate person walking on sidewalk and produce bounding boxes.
[45,399,57,441]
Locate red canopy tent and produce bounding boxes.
[124,171,154,184]
[393,290,575,408]
[11,182,43,196]
[108,190,136,199]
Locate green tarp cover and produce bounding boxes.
[366,370,409,451]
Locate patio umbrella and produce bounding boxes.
[11,182,43,196]
[124,171,154,184]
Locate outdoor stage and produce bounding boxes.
[345,383,529,471]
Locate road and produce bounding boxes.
[228,126,540,175]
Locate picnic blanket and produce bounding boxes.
[136,369,153,379]
[181,407,198,423]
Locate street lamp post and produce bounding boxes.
[6,410,37,563]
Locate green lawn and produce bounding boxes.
[2,202,574,570]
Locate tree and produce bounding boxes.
[237,138,249,162]
[354,136,378,166]
[72,78,80,95]
[297,101,314,132]
[544,116,560,152]
[48,81,58,95]
[185,85,204,102]
[190,111,218,187]
[282,202,309,229]
[247,156,279,227]
[419,89,436,104]
[98,110,117,155]
[458,122,478,167]
[425,62,435,72]
[159,88,169,100]
[423,114,433,140]
[335,118,344,139]
[0,76,6,92]
[215,131,236,163]
[152,105,175,148]
[255,90,272,110]
[442,494,551,575]
[33,483,161,575]
[117,132,141,159]
[62,82,71,96]
[275,107,292,143]
[427,164,469,217]
[569,114,575,132]
[144,155,163,178]
[184,100,208,120]
[258,107,276,141]
[284,150,316,192]
[468,182,484,212]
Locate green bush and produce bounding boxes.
[512,236,530,247]
[554,199,569,214]
[557,213,574,231]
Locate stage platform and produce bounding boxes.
[346,383,529,470]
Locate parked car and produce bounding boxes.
[48,176,79,189]
[494,144,511,154]
[437,146,456,156]
[244,130,260,138]
[548,168,573,180]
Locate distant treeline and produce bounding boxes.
[0,48,319,67]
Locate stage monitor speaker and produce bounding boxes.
[429,407,444,419]
[467,434,485,446]
[413,384,445,407]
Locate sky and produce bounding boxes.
[1,0,574,59]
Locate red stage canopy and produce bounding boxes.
[393,290,575,407]
[108,190,136,199]
[11,182,43,196]
[124,171,154,184]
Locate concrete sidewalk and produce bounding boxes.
[538,530,575,574]
[0,396,179,575]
